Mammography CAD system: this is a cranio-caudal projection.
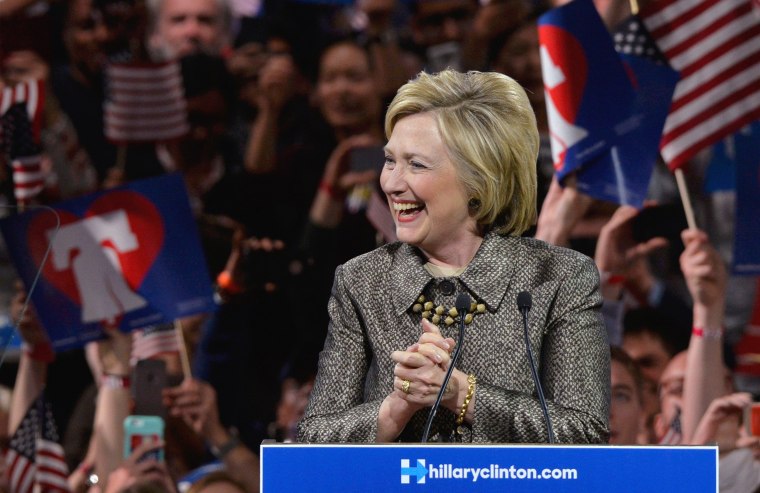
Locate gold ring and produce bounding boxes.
[401,379,411,394]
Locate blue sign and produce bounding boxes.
[575,53,678,207]
[538,0,636,178]
[733,121,760,275]
[0,173,216,350]
[260,443,718,492]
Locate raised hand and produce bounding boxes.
[163,378,222,439]
[535,175,594,247]
[104,439,177,493]
[680,229,727,311]
[595,205,668,276]
[689,392,752,446]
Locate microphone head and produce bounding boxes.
[517,291,532,311]
[455,292,472,313]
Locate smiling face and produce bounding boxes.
[316,42,380,136]
[64,0,108,80]
[381,112,481,265]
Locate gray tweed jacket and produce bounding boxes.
[297,232,610,444]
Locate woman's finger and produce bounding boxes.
[421,318,442,335]
[391,350,433,368]
[415,342,448,366]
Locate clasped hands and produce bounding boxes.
[391,319,460,411]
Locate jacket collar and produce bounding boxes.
[389,232,518,315]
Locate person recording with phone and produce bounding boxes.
[297,69,609,444]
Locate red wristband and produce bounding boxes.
[607,275,626,285]
[600,271,625,286]
[319,181,343,201]
[24,341,55,363]
[692,326,723,340]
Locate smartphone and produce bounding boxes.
[132,358,168,419]
[745,403,760,437]
[349,145,385,173]
[631,204,687,243]
[123,415,164,461]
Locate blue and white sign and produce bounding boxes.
[0,173,216,350]
[260,443,718,492]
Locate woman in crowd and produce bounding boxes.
[298,69,609,444]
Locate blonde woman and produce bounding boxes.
[298,69,609,444]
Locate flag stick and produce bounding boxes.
[174,319,192,380]
[674,168,698,230]
[116,145,127,176]
[627,0,695,230]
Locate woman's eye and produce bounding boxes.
[612,391,631,404]
[383,156,395,167]
[410,161,426,169]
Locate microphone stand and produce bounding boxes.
[518,291,555,444]
[421,293,471,443]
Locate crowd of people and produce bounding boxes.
[0,0,758,491]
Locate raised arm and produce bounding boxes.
[93,328,133,486]
[164,378,260,492]
[680,228,728,442]
[243,54,299,174]
[8,281,50,434]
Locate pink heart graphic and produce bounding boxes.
[28,190,165,307]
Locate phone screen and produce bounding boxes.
[130,434,162,461]
[349,146,385,173]
[124,415,165,461]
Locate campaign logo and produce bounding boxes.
[0,173,216,351]
[400,459,427,484]
[28,191,164,325]
[538,0,637,180]
[539,24,589,171]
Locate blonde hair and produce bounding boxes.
[385,69,538,235]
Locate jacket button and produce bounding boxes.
[439,280,455,295]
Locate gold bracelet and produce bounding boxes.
[456,374,477,426]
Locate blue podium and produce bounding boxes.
[260,442,718,492]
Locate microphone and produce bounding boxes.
[421,292,471,442]
[517,291,555,444]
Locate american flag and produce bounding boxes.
[131,322,180,364]
[5,394,70,493]
[0,79,44,141]
[104,62,189,143]
[658,407,683,445]
[613,15,669,66]
[639,0,760,170]
[1,103,45,205]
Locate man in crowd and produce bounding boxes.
[147,0,230,61]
